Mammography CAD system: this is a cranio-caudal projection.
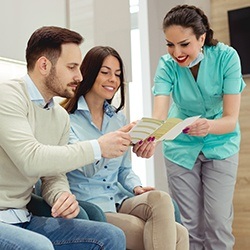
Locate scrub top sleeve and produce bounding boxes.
[223,47,246,94]
[152,57,174,96]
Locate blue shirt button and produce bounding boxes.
[103,179,106,182]
[110,197,113,200]
[107,186,110,189]
[104,166,107,169]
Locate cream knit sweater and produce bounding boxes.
[0,79,95,209]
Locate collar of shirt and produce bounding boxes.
[22,74,54,109]
[77,96,115,117]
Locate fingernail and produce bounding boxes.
[147,137,151,141]
[151,137,155,141]
[139,140,143,145]
[182,128,189,134]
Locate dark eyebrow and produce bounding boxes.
[101,66,121,72]
[165,39,189,44]
[101,66,111,70]
[68,63,80,67]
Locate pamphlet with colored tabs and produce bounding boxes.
[129,116,200,144]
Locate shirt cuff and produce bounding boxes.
[89,139,101,161]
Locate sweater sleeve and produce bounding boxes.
[0,81,95,177]
[41,174,70,206]
[41,111,72,206]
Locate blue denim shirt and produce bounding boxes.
[67,96,142,212]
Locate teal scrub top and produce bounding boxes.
[152,42,246,170]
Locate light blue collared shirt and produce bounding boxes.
[66,96,142,212]
[23,74,55,109]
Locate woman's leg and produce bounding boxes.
[106,212,145,250]
[0,222,54,250]
[166,153,238,250]
[165,156,205,250]
[176,222,189,250]
[119,190,184,250]
[202,153,238,250]
[25,216,126,250]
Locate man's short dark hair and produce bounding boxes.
[26,26,84,71]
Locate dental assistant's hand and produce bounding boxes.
[182,118,210,136]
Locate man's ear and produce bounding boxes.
[37,56,52,76]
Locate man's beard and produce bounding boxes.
[44,67,75,99]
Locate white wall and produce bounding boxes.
[0,0,132,82]
[68,0,132,81]
[0,0,67,62]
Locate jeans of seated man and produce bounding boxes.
[0,221,54,250]
[13,216,125,250]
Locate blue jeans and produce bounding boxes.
[0,221,54,250]
[12,216,125,250]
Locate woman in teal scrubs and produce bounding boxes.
[152,5,246,250]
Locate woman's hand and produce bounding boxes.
[133,186,155,195]
[183,118,210,136]
[132,137,156,158]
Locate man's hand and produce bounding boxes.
[98,123,134,158]
[133,186,155,195]
[119,122,136,132]
[51,192,80,219]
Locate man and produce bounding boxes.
[0,26,129,249]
